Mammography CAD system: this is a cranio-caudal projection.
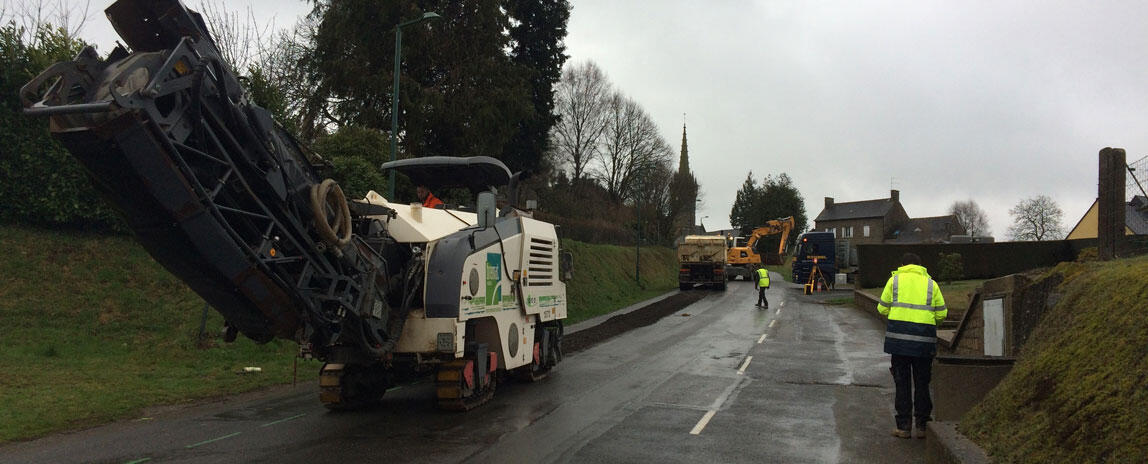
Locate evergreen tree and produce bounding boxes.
[502,0,571,176]
[728,172,807,251]
[728,172,760,233]
[305,0,569,175]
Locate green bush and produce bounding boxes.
[0,24,124,231]
[310,126,391,199]
[935,252,964,283]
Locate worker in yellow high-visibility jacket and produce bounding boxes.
[754,266,770,309]
[877,253,947,439]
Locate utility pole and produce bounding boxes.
[1098,147,1126,260]
[635,181,642,286]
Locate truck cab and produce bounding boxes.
[791,231,836,285]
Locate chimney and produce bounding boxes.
[824,197,834,209]
[890,190,900,202]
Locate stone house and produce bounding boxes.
[814,190,911,264]
[813,190,967,266]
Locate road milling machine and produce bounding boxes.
[20,0,569,411]
[725,216,794,280]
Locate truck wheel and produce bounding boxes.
[680,283,691,291]
[717,283,727,291]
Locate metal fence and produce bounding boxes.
[1129,154,1148,200]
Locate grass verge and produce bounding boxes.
[561,240,678,324]
[0,226,676,441]
[860,278,985,315]
[0,225,319,443]
[959,255,1148,462]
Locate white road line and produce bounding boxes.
[775,308,781,315]
[780,301,786,307]
[769,320,777,328]
[690,410,717,435]
[757,333,767,344]
[737,355,753,375]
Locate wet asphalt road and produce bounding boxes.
[0,275,925,463]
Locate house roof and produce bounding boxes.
[888,215,964,243]
[1067,196,1148,237]
[1128,195,1148,234]
[815,198,895,221]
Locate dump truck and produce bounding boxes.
[678,235,728,291]
[21,0,569,411]
[726,216,795,280]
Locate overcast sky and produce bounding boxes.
[70,0,1148,237]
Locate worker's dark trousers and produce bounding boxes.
[890,354,933,430]
[756,287,768,307]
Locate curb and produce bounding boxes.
[566,290,680,334]
[851,289,888,322]
[926,421,991,464]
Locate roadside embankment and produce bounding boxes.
[959,255,1148,462]
[561,239,678,324]
[0,225,309,442]
[0,226,677,442]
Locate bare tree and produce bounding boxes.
[198,0,276,76]
[595,93,671,202]
[949,199,990,236]
[3,0,90,46]
[549,61,611,182]
[1007,195,1064,241]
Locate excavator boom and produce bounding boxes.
[725,217,795,278]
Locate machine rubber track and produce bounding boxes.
[436,360,497,411]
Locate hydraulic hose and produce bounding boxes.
[311,179,352,249]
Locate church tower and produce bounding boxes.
[679,123,695,230]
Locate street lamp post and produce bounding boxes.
[388,11,441,200]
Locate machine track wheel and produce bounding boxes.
[436,359,497,411]
[515,342,551,382]
[319,363,388,411]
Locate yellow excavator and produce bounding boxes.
[724,216,795,280]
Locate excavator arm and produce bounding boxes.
[744,216,795,257]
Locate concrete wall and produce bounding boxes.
[932,357,1015,422]
[950,275,1025,356]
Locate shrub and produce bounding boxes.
[935,252,964,283]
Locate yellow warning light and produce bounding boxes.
[269,248,277,257]
[173,59,190,75]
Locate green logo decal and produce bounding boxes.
[486,253,502,306]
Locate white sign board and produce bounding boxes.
[983,298,1005,356]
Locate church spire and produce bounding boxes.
[679,122,690,174]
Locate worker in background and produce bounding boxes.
[877,253,947,439]
[754,264,770,308]
[416,184,443,209]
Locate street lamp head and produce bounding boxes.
[398,11,442,29]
